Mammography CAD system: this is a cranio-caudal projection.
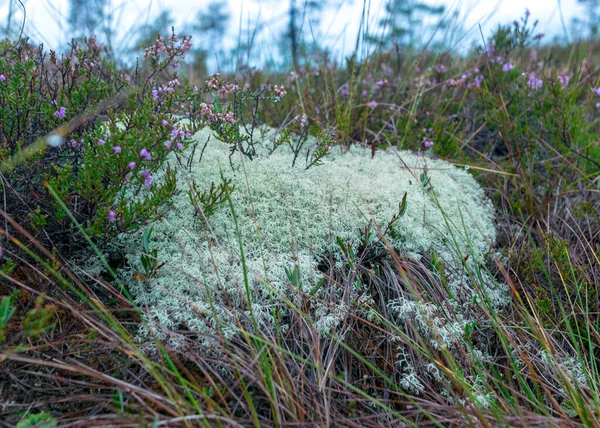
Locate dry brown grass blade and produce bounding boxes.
[0,353,180,415]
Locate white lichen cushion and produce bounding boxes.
[115,127,501,343]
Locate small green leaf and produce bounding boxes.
[16,412,58,428]
[285,264,302,291]
[309,278,326,296]
[0,291,18,329]
[398,192,407,217]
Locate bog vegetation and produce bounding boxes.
[0,2,599,426]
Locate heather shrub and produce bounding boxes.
[0,34,288,269]
[0,35,193,261]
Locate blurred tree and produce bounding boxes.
[281,0,342,69]
[374,0,446,48]
[288,0,315,69]
[68,0,113,47]
[573,0,600,37]
[3,0,18,38]
[129,3,229,76]
[67,0,134,59]
[2,0,28,42]
[185,1,230,74]
[68,0,105,34]
[132,10,175,52]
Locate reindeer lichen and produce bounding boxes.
[113,127,503,351]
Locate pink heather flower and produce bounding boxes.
[142,170,153,185]
[367,100,378,109]
[54,106,67,119]
[0,74,6,81]
[273,85,287,97]
[299,114,308,127]
[70,139,78,148]
[139,148,151,161]
[176,142,184,150]
[527,73,543,90]
[502,63,514,72]
[113,146,121,153]
[98,139,106,145]
[128,161,136,170]
[151,89,158,100]
[530,49,538,62]
[474,74,484,88]
[171,128,179,138]
[559,75,569,88]
[162,119,169,126]
[340,85,350,98]
[592,87,600,97]
[108,210,116,222]
[423,138,434,148]
[165,140,172,148]
[223,112,235,124]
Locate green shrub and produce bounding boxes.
[16,411,57,428]
[0,34,289,268]
[0,35,192,259]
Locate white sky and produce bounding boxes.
[0,0,588,65]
